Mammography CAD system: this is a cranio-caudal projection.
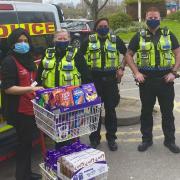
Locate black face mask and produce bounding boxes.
[146,19,160,29]
[96,27,109,36]
[55,41,69,49]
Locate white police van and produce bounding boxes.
[0,1,64,60]
[0,1,64,160]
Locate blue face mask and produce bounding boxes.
[97,27,109,36]
[55,41,69,49]
[13,42,30,54]
[146,19,160,29]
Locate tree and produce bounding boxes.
[83,0,109,20]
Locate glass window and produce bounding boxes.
[0,12,18,24]
[17,12,57,59]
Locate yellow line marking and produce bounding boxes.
[100,129,180,143]
[98,96,180,143]
[120,88,138,92]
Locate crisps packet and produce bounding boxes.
[72,87,85,105]
[59,90,74,107]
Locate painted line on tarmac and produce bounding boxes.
[120,87,138,92]
[100,124,161,136]
[174,100,180,113]
[99,96,180,143]
[100,130,180,143]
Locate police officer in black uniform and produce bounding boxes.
[126,7,180,153]
[79,18,127,151]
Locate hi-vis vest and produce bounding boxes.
[136,27,175,68]
[41,47,81,88]
[86,33,120,70]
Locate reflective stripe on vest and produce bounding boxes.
[59,48,81,86]
[136,28,175,68]
[41,47,81,88]
[86,33,120,70]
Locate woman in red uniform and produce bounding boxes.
[1,28,43,180]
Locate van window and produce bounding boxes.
[0,12,18,24]
[0,12,18,60]
[17,11,56,51]
[0,11,56,60]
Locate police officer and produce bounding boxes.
[79,18,127,151]
[37,29,91,148]
[126,7,180,153]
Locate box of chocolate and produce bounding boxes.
[57,148,108,179]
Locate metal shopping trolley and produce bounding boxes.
[32,98,102,143]
[40,163,108,180]
[32,98,108,180]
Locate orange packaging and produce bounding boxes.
[59,90,74,107]
[66,85,79,92]
[50,88,65,108]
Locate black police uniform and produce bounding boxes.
[79,36,127,143]
[128,28,179,144]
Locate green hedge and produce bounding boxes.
[108,12,132,30]
[125,0,165,4]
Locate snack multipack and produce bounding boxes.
[35,83,99,111]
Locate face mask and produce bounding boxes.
[96,27,109,36]
[13,42,30,54]
[55,41,69,49]
[146,19,160,29]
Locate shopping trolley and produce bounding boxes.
[32,98,108,180]
[32,98,102,143]
[39,163,108,180]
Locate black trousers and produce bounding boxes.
[89,78,120,142]
[14,113,36,180]
[139,78,175,143]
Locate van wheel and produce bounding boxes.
[72,38,81,48]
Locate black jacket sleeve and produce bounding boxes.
[78,38,89,56]
[128,32,139,53]
[116,36,127,55]
[74,52,92,84]
[170,31,179,50]
[1,56,18,89]
[36,59,44,86]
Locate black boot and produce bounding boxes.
[107,139,118,151]
[138,141,153,152]
[31,172,42,180]
[90,139,100,149]
[164,142,180,153]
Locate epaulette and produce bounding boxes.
[109,34,116,43]
[66,46,75,62]
[161,27,169,36]
[89,34,97,43]
[46,47,55,59]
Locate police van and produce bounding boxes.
[0,1,64,61]
[0,1,64,161]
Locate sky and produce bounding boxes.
[43,0,80,5]
[43,0,123,6]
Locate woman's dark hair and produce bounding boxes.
[7,28,32,50]
[93,18,109,31]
